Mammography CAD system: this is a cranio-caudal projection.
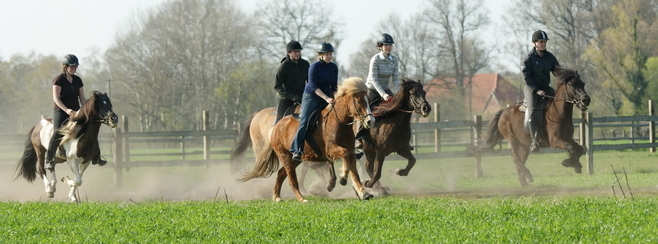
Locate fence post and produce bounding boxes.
[180,136,185,160]
[203,110,210,168]
[474,115,483,178]
[203,110,210,160]
[122,115,130,171]
[650,100,655,153]
[434,103,441,152]
[112,127,123,188]
[579,111,585,146]
[585,112,594,175]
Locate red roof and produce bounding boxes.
[425,73,521,119]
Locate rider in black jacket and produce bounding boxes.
[522,30,561,152]
[274,40,310,123]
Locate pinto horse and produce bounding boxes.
[471,67,591,186]
[230,107,335,192]
[359,79,431,194]
[14,91,118,202]
[238,77,376,202]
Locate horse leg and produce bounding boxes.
[325,161,336,192]
[510,141,532,186]
[284,162,307,203]
[63,158,87,202]
[363,153,385,188]
[273,167,287,202]
[394,148,416,177]
[298,161,310,193]
[337,149,373,200]
[560,141,584,173]
[42,169,57,198]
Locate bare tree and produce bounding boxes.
[425,0,492,118]
[105,0,258,130]
[255,0,344,61]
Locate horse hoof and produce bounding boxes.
[574,167,582,174]
[362,180,373,188]
[395,168,408,176]
[274,197,283,202]
[339,178,347,186]
[46,192,54,198]
[326,184,335,192]
[362,193,374,200]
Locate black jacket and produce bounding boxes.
[522,48,560,92]
[274,56,309,102]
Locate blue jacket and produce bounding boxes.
[305,60,338,98]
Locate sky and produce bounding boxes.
[0,0,512,69]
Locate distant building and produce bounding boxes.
[425,73,521,120]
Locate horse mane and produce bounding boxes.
[335,77,367,98]
[553,67,579,87]
[372,78,419,116]
[60,91,102,142]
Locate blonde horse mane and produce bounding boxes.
[336,77,367,98]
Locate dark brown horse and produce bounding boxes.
[230,107,336,192]
[238,77,376,202]
[471,67,591,186]
[360,79,431,194]
[14,91,118,202]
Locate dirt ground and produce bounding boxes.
[2,158,656,203]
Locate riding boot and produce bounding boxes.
[44,133,62,170]
[528,119,540,152]
[93,154,108,166]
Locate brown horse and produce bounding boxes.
[230,107,336,192]
[14,91,118,202]
[238,77,376,202]
[471,67,591,186]
[359,79,431,194]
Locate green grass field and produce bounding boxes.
[1,145,657,242]
[1,196,656,243]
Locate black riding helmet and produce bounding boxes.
[316,42,334,53]
[63,54,79,66]
[377,33,395,45]
[286,40,303,52]
[532,30,549,42]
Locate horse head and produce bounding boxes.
[91,91,119,128]
[556,68,591,111]
[403,79,431,117]
[336,77,375,129]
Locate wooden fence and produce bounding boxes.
[2,103,658,187]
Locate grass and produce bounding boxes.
[0,196,656,243]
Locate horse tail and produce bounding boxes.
[468,109,505,155]
[14,127,38,182]
[237,137,279,182]
[230,114,255,161]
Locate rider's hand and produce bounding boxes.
[536,90,546,97]
[326,98,335,105]
[383,94,393,102]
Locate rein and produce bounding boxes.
[325,96,372,126]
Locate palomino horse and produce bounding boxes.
[230,107,335,192]
[359,79,431,194]
[14,91,118,202]
[471,67,591,186]
[239,77,376,202]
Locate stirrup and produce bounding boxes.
[94,156,108,166]
[530,141,540,152]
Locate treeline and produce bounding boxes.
[1,0,657,134]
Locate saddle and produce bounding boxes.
[273,104,326,158]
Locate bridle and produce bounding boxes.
[398,84,429,114]
[540,78,588,110]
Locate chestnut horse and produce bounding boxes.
[230,107,335,192]
[471,67,591,186]
[14,91,118,202]
[239,77,376,202]
[359,79,431,194]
